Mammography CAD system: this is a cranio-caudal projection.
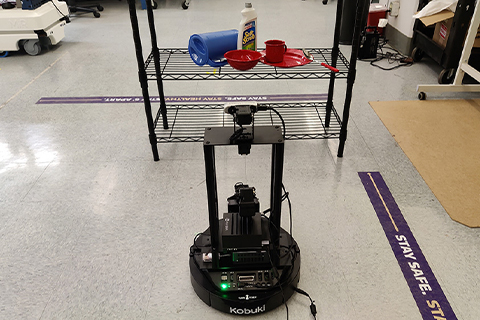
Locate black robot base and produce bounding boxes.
[189,225,300,315]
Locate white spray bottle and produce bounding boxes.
[237,3,257,51]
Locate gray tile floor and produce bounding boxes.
[1,0,479,319]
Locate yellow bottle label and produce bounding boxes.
[242,21,256,50]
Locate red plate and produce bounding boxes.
[260,49,312,68]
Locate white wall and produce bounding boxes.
[378,0,420,38]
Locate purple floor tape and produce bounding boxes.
[36,94,328,105]
[359,172,457,320]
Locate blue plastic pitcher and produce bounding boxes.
[188,29,238,67]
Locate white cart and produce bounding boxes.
[0,0,69,56]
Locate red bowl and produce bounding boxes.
[224,50,262,71]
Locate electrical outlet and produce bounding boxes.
[389,0,400,17]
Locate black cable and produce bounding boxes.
[258,105,286,138]
[50,0,70,22]
[267,107,286,139]
[262,185,289,215]
[229,126,245,142]
[293,287,318,319]
[192,232,211,251]
[262,185,292,320]
[282,184,293,242]
[262,185,294,261]
[273,187,317,320]
[268,254,289,320]
[264,184,311,320]
[365,39,413,71]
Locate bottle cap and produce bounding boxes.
[245,3,252,8]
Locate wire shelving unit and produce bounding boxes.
[126,0,369,161]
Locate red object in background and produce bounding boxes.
[367,4,388,36]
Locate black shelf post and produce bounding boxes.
[127,0,160,161]
[325,0,344,128]
[337,0,369,157]
[145,0,169,130]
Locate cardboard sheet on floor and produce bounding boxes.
[370,99,480,227]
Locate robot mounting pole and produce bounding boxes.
[269,141,285,251]
[203,143,219,269]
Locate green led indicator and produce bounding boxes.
[220,283,228,290]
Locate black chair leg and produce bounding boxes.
[68,3,103,17]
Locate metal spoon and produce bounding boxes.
[302,49,339,73]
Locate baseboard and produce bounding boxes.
[384,25,414,55]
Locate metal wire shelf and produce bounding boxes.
[145,48,350,81]
[154,101,342,143]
